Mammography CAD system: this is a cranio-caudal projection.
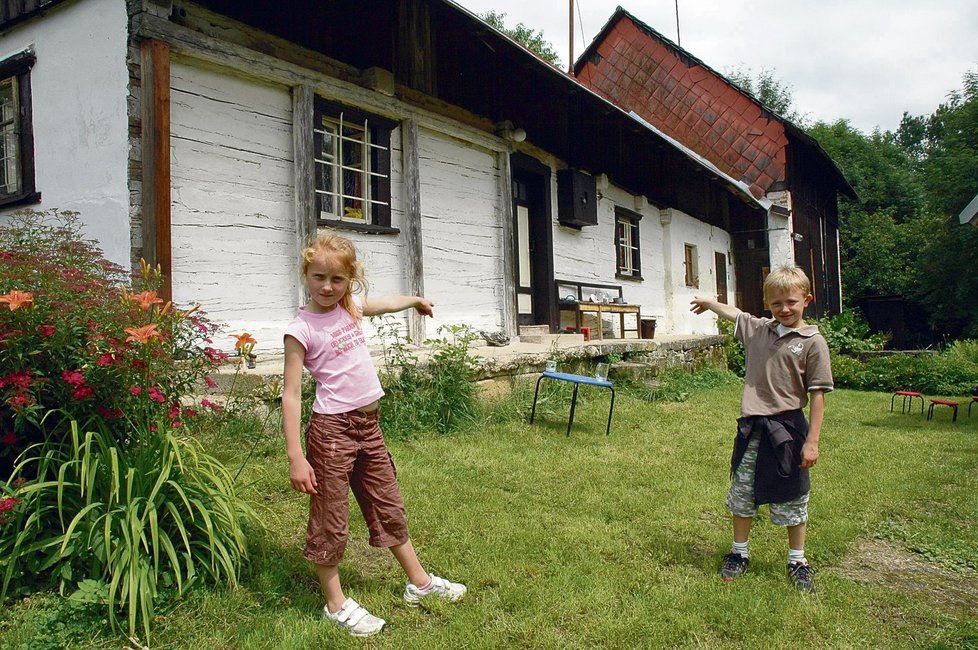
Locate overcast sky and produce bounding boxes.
[453,0,978,134]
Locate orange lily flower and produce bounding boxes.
[231,332,257,350]
[131,291,164,311]
[0,290,34,311]
[124,323,161,344]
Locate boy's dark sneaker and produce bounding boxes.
[788,561,815,593]
[720,553,749,581]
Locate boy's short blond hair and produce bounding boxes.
[763,266,811,302]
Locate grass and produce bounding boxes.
[1,381,977,649]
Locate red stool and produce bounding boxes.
[891,390,923,415]
[927,399,959,422]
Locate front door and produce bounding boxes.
[511,154,555,329]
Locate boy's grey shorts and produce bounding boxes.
[726,435,809,526]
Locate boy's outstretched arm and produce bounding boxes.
[800,390,825,469]
[690,296,742,322]
[363,295,434,317]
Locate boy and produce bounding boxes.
[690,266,833,592]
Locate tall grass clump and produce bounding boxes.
[374,317,481,438]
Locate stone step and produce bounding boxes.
[518,324,550,338]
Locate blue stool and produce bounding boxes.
[530,371,616,436]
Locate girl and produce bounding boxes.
[283,234,466,637]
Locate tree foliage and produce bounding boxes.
[481,10,562,67]
[726,66,807,125]
[811,69,978,340]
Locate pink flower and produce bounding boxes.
[168,404,181,420]
[129,386,142,396]
[200,399,223,412]
[205,375,217,389]
[171,420,182,428]
[149,424,157,433]
[62,370,86,387]
[183,408,198,418]
[37,324,56,337]
[97,354,114,366]
[147,386,166,404]
[0,497,18,514]
[2,432,16,445]
[204,347,229,362]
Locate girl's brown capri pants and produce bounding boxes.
[303,409,409,565]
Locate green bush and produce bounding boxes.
[0,417,252,642]
[811,309,888,354]
[716,319,745,377]
[831,347,978,395]
[374,318,481,438]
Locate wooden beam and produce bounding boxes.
[292,84,315,306]
[140,38,171,300]
[400,119,426,343]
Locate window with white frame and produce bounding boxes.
[615,207,642,279]
[0,50,38,207]
[313,98,394,229]
[684,243,699,288]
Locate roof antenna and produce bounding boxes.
[568,0,574,73]
[675,0,681,47]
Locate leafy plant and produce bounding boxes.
[0,415,252,642]
[374,317,481,438]
[830,346,978,394]
[717,318,745,377]
[810,309,888,354]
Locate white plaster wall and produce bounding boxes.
[417,128,502,335]
[169,59,297,351]
[668,213,733,335]
[551,181,668,338]
[0,0,130,266]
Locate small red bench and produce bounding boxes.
[891,390,924,415]
[927,399,959,422]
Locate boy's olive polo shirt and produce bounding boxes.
[734,313,834,417]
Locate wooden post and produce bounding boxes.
[498,151,517,337]
[140,39,171,300]
[401,119,426,343]
[292,85,315,305]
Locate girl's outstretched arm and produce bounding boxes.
[283,335,318,495]
[363,295,433,317]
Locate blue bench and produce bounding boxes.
[530,371,616,436]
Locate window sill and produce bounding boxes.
[317,219,400,236]
[616,273,643,282]
[0,191,41,209]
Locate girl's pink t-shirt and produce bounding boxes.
[283,297,384,414]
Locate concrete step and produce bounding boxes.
[518,325,550,338]
[518,332,585,346]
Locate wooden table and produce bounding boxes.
[559,301,641,340]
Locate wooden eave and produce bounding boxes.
[0,0,69,31]
[174,0,768,225]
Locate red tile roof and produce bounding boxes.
[575,10,788,192]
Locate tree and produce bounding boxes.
[725,66,807,125]
[481,10,562,67]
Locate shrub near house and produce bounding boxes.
[0,210,251,641]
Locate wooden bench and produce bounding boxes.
[555,280,641,341]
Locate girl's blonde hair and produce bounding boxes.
[763,266,811,303]
[301,232,368,320]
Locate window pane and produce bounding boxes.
[342,195,365,221]
[318,192,334,217]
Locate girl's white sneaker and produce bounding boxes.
[403,574,467,607]
[324,598,385,637]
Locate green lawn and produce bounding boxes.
[2,383,977,649]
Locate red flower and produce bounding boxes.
[168,404,181,420]
[147,386,166,404]
[149,424,157,433]
[0,370,33,391]
[183,408,198,418]
[204,347,229,362]
[200,399,223,411]
[171,420,182,428]
[0,497,18,514]
[72,385,94,400]
[205,375,217,389]
[62,370,86,387]
[37,324,56,337]
[129,386,142,396]
[2,432,16,445]
[97,354,114,366]
[7,394,34,411]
